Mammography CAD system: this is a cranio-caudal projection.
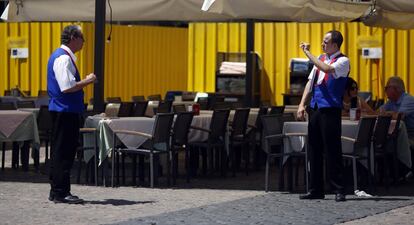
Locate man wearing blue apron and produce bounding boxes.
[47,25,96,204]
[297,30,350,202]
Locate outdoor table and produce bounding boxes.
[0,110,40,169]
[283,120,412,169]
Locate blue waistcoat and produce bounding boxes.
[47,48,84,113]
[310,54,348,109]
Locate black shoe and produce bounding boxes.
[65,192,79,199]
[335,193,346,202]
[53,195,84,204]
[299,192,325,200]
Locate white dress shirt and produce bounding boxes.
[307,51,350,85]
[53,45,78,92]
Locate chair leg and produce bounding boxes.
[201,148,207,176]
[185,148,190,183]
[94,141,98,186]
[76,149,82,184]
[150,154,154,188]
[244,143,249,176]
[132,155,137,186]
[121,154,126,185]
[265,155,270,192]
[278,157,285,191]
[2,142,5,170]
[111,149,115,187]
[352,158,358,192]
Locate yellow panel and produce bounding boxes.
[1,22,188,103]
[188,21,414,105]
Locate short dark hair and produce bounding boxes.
[61,25,82,45]
[327,30,343,49]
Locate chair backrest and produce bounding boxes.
[147,94,162,101]
[372,115,392,149]
[131,95,145,102]
[38,90,48,97]
[172,112,194,146]
[156,100,173,113]
[0,102,17,110]
[358,91,372,102]
[117,102,134,117]
[106,97,122,103]
[254,106,269,129]
[282,112,296,122]
[104,103,120,117]
[261,114,284,147]
[353,116,377,151]
[151,113,175,149]
[391,112,403,137]
[197,97,209,110]
[231,108,250,137]
[182,92,196,101]
[212,102,232,110]
[16,100,36,108]
[37,105,53,131]
[131,101,148,117]
[374,99,384,110]
[3,90,11,96]
[269,106,285,115]
[209,109,230,140]
[173,104,187,113]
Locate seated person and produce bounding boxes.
[342,77,374,116]
[381,76,414,138]
[381,76,414,178]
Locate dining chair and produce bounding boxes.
[0,102,17,110]
[155,100,172,114]
[228,108,250,176]
[76,127,98,186]
[111,113,175,188]
[188,109,230,177]
[341,116,377,192]
[269,106,285,115]
[131,95,145,102]
[173,104,187,113]
[261,114,307,192]
[171,112,194,184]
[384,112,404,185]
[37,105,53,164]
[16,100,36,108]
[106,97,122,103]
[372,114,393,189]
[248,106,268,170]
[117,102,134,117]
[197,97,209,110]
[147,94,162,101]
[131,101,149,117]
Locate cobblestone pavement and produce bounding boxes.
[0,149,413,225]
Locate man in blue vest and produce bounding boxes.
[297,30,349,202]
[47,25,96,204]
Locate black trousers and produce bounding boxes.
[49,111,80,197]
[308,106,345,194]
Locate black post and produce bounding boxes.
[245,20,255,107]
[93,0,106,112]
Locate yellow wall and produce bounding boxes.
[188,22,414,105]
[0,22,188,101]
